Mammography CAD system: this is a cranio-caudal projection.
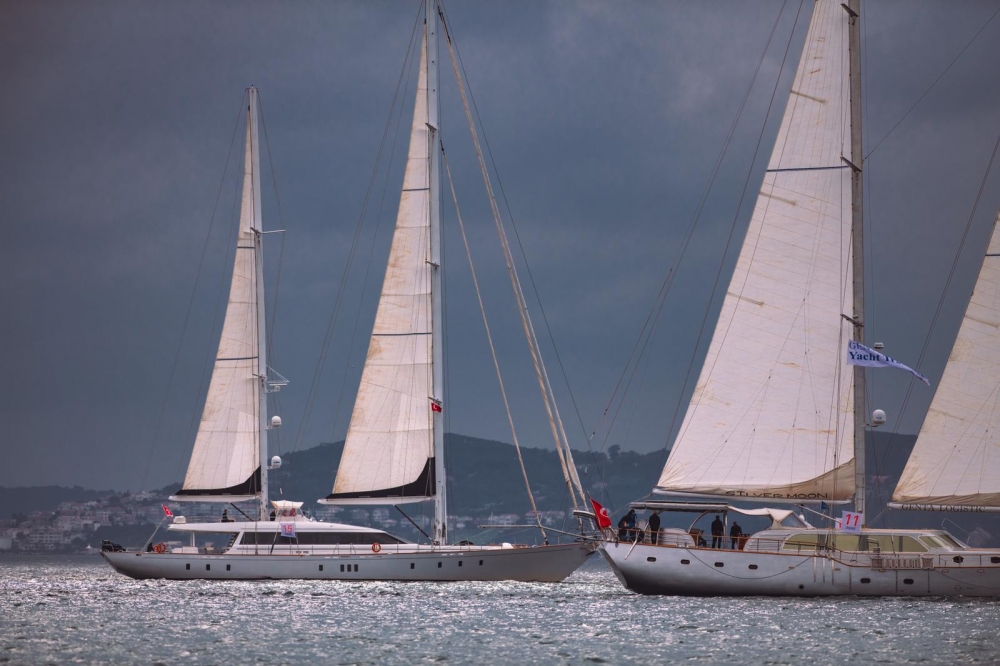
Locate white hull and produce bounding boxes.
[103,541,595,582]
[600,540,1000,597]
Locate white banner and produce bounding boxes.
[846,340,929,386]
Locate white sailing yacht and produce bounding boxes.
[104,1,594,582]
[600,0,1000,596]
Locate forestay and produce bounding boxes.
[892,216,1000,511]
[175,118,261,500]
[323,32,436,504]
[656,0,855,502]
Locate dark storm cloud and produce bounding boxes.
[2,1,999,490]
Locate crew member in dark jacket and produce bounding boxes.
[648,511,661,545]
[730,521,743,549]
[711,515,724,548]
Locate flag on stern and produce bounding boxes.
[590,498,611,530]
[846,340,929,386]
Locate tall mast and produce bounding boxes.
[427,0,447,544]
[249,86,270,521]
[846,0,866,520]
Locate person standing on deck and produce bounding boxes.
[711,515,724,548]
[730,522,743,549]
[648,512,661,545]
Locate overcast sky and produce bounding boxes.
[3,1,1000,491]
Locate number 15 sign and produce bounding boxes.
[836,511,863,533]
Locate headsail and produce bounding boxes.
[323,31,436,505]
[173,100,263,502]
[891,216,1000,511]
[656,0,856,503]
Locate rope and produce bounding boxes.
[440,142,547,541]
[438,7,585,510]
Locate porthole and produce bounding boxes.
[748,564,758,570]
[714,562,724,568]
[991,557,1000,564]
[680,559,690,565]
[953,556,965,564]
[798,585,804,590]
[903,578,914,585]
[860,577,871,584]
[646,557,657,563]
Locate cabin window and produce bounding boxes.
[354,564,359,572]
[458,561,463,567]
[896,536,927,553]
[479,560,484,566]
[680,559,690,565]
[860,577,871,584]
[714,562,724,568]
[953,556,964,564]
[920,535,947,549]
[830,534,860,551]
[319,565,323,572]
[226,564,231,571]
[991,557,1000,564]
[186,563,190,570]
[903,578,914,585]
[206,564,210,571]
[340,564,345,572]
[240,531,402,546]
[748,564,758,570]
[437,562,442,568]
[782,533,820,552]
[410,563,415,569]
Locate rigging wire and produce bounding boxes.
[441,140,548,540]
[871,130,1000,507]
[438,4,586,512]
[290,2,424,455]
[139,90,248,493]
[651,0,806,478]
[864,4,1000,161]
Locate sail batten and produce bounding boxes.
[324,32,435,505]
[892,216,1000,509]
[655,1,856,502]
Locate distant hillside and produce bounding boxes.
[0,486,117,518]
[271,434,665,517]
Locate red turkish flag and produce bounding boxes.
[430,401,443,413]
[590,498,611,530]
[161,504,173,518]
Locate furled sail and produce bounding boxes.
[173,113,262,501]
[323,32,435,505]
[891,216,1000,511]
[656,0,855,502]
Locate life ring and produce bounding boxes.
[153,543,167,554]
[371,542,381,553]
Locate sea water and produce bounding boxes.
[2,554,999,664]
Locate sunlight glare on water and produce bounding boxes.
[2,555,1000,664]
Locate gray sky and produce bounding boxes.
[2,1,1000,491]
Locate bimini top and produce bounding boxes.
[629,500,810,529]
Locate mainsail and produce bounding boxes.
[174,103,263,501]
[656,0,856,502]
[891,216,1000,511]
[323,31,436,505]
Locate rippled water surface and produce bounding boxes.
[3,555,1000,664]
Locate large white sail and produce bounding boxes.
[656,0,855,502]
[324,32,436,504]
[891,217,1000,511]
[174,115,262,500]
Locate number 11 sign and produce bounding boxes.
[837,511,863,533]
